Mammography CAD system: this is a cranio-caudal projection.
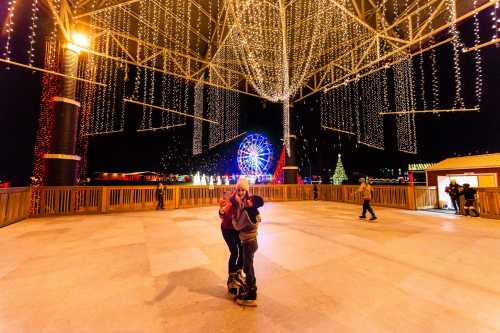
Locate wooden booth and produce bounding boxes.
[426,153,500,209]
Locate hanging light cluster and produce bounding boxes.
[208,85,240,149]
[2,0,18,65]
[445,0,465,110]
[472,0,483,108]
[357,71,385,150]
[208,28,242,150]
[193,82,203,156]
[227,0,324,102]
[27,0,40,66]
[320,82,355,135]
[393,59,417,154]
[491,2,500,42]
[321,69,386,150]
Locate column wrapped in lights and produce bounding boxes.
[43,34,87,185]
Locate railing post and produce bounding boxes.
[99,187,108,213]
[407,186,416,210]
[174,186,180,209]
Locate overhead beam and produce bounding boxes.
[124,98,219,123]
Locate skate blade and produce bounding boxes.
[236,299,257,307]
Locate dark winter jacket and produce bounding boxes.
[460,187,477,200]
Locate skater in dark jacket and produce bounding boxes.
[231,192,264,307]
[445,179,461,214]
[156,182,164,210]
[459,183,479,217]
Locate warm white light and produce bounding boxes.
[71,31,90,48]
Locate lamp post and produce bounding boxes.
[43,31,89,186]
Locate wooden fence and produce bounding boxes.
[3,184,500,226]
[0,187,31,227]
[1,184,478,225]
[27,184,434,217]
[477,188,500,220]
[318,185,437,210]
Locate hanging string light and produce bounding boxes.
[227,0,328,102]
[472,0,484,109]
[393,59,417,154]
[193,82,203,156]
[3,0,18,66]
[27,0,40,66]
[427,0,441,111]
[416,4,427,110]
[357,72,384,150]
[491,2,499,43]
[445,0,465,109]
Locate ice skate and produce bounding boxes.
[236,287,257,307]
[227,272,246,296]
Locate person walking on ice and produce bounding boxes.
[358,177,377,221]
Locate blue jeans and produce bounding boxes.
[242,238,258,289]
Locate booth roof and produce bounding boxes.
[426,153,500,171]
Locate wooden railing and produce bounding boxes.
[318,185,437,210]
[415,186,438,209]
[0,187,31,227]
[477,188,500,220]
[0,184,457,224]
[29,184,438,217]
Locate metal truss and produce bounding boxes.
[40,0,498,102]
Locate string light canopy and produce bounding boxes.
[12,0,492,101]
[2,0,498,159]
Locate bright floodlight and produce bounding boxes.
[71,31,90,48]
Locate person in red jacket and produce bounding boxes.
[219,178,250,296]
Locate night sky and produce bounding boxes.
[1,9,499,186]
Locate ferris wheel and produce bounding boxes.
[237,134,273,176]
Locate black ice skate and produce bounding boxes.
[236,287,257,307]
[227,271,246,296]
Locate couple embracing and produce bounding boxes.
[218,177,264,307]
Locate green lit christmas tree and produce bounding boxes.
[332,154,348,185]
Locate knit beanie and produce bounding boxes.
[251,195,264,208]
[236,177,250,191]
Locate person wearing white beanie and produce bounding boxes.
[236,177,250,192]
[219,177,251,297]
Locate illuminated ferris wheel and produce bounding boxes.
[237,134,273,176]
